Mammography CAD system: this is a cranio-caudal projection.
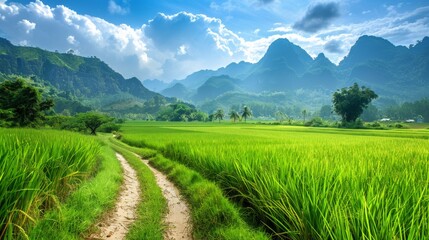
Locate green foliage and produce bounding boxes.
[98,122,121,133]
[0,129,100,239]
[120,122,429,239]
[241,106,252,122]
[29,138,122,239]
[385,98,429,122]
[0,77,53,127]
[115,135,269,239]
[305,117,324,127]
[77,112,112,135]
[214,109,225,123]
[333,83,378,123]
[156,102,206,122]
[229,110,241,123]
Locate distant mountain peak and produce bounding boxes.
[313,53,336,68]
[257,38,313,74]
[339,35,399,68]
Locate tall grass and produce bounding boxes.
[120,122,429,239]
[0,128,100,239]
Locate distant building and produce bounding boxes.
[380,118,391,122]
[405,119,415,123]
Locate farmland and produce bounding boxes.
[120,121,429,239]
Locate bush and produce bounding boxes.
[98,122,121,133]
[305,117,324,127]
[340,118,365,129]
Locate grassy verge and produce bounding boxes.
[112,137,269,240]
[108,136,166,240]
[28,136,122,239]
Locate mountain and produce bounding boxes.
[160,35,429,117]
[161,83,190,100]
[243,38,314,91]
[339,35,429,98]
[300,53,339,89]
[193,75,241,102]
[0,38,159,101]
[142,79,172,92]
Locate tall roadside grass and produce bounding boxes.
[120,122,429,239]
[0,128,100,239]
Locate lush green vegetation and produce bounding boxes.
[0,77,53,127]
[333,83,377,123]
[29,136,122,239]
[0,128,101,239]
[120,121,429,239]
[111,136,269,239]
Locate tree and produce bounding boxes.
[229,110,240,123]
[275,111,288,123]
[333,83,378,123]
[214,109,224,123]
[319,105,332,120]
[302,109,307,123]
[0,78,53,127]
[78,112,111,135]
[241,106,252,122]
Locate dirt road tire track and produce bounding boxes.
[88,153,141,240]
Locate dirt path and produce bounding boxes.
[89,153,141,240]
[140,158,193,240]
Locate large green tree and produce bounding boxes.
[77,112,111,135]
[0,78,53,127]
[333,83,378,123]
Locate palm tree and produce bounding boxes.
[229,110,240,123]
[302,109,307,123]
[275,111,288,123]
[214,109,224,123]
[241,106,252,122]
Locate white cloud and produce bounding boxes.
[253,28,260,34]
[108,0,128,15]
[18,19,36,33]
[177,45,187,55]
[28,0,53,18]
[67,35,76,45]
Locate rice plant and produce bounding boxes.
[0,128,100,239]
[120,122,429,239]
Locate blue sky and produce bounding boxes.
[1,0,428,81]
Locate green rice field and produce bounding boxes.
[120,121,429,239]
[0,129,100,239]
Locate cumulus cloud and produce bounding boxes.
[18,19,36,33]
[108,0,128,15]
[143,12,245,79]
[28,0,53,18]
[293,2,340,33]
[67,35,76,45]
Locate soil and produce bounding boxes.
[88,153,141,240]
[141,158,193,240]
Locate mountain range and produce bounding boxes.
[1,35,428,118]
[0,37,169,115]
[144,35,429,115]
